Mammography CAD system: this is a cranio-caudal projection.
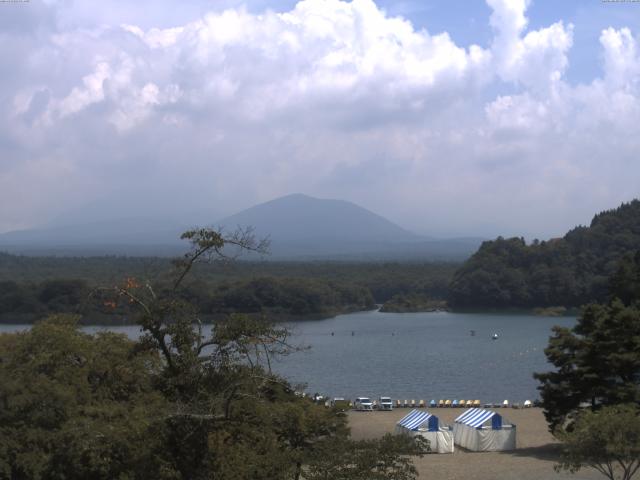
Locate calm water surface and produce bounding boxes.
[0,310,575,403]
[277,310,576,403]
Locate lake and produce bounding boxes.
[0,310,575,404]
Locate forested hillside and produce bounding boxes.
[0,254,457,301]
[0,255,456,322]
[449,200,640,308]
[0,277,374,323]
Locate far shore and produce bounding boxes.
[348,407,600,480]
[0,306,377,326]
[0,305,580,326]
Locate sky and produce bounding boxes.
[1,0,639,239]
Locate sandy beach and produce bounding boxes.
[348,407,602,480]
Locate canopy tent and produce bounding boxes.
[453,408,516,452]
[394,409,454,453]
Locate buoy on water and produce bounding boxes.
[492,333,499,340]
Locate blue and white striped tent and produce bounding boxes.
[453,408,516,451]
[397,409,439,431]
[395,410,454,453]
[454,408,503,429]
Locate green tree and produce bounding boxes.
[534,300,640,430]
[270,397,350,480]
[0,314,166,479]
[450,200,640,309]
[304,434,428,480]
[555,404,640,480]
[100,226,424,479]
[609,251,640,306]
[535,252,640,480]
[0,227,425,479]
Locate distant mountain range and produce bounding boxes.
[0,218,187,256]
[0,194,483,260]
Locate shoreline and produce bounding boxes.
[0,305,580,326]
[0,305,378,326]
[347,408,600,480]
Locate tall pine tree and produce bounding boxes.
[535,252,640,431]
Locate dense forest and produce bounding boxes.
[0,228,427,479]
[0,277,374,323]
[0,255,457,322]
[4,199,639,319]
[0,254,456,302]
[449,200,640,309]
[378,293,447,313]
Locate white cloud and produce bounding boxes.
[58,61,111,117]
[0,0,639,237]
[39,0,493,128]
[488,0,573,90]
[600,27,640,90]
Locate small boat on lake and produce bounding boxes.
[492,333,499,340]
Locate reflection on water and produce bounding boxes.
[1,310,575,403]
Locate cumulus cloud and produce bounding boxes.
[600,27,640,90]
[1,0,639,237]
[488,0,573,90]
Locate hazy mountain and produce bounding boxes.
[219,194,420,243]
[0,194,482,259]
[0,218,188,256]
[217,194,480,259]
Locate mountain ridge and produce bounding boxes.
[0,194,481,260]
[217,193,422,243]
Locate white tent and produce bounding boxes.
[452,408,516,452]
[394,409,454,454]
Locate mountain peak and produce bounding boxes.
[0,194,482,260]
[219,194,419,246]
[258,193,349,207]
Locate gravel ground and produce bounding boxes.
[347,407,602,480]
